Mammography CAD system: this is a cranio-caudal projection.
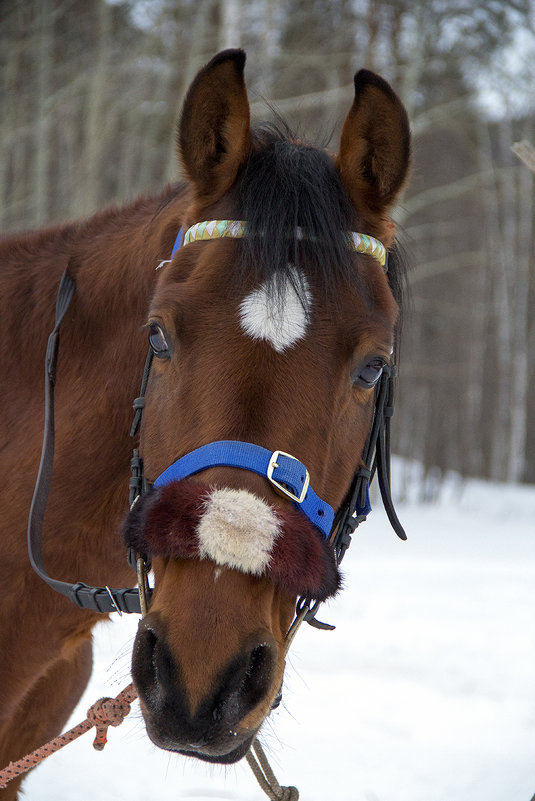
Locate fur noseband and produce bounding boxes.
[123,480,341,601]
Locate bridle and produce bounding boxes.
[27,221,406,625]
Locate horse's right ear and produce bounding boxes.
[178,49,251,205]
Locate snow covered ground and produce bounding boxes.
[23,471,535,801]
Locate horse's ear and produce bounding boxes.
[337,69,410,216]
[178,49,251,204]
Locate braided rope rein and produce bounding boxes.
[0,680,298,799]
[244,604,308,801]
[246,740,299,801]
[0,683,137,789]
[0,610,306,798]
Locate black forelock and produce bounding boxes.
[234,123,360,305]
[233,123,407,318]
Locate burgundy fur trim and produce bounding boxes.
[123,480,341,601]
[268,505,341,600]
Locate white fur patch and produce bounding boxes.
[239,269,311,353]
[197,488,281,575]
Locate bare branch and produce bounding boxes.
[401,167,518,219]
[408,251,482,285]
[250,84,354,115]
[512,140,535,173]
[412,96,472,136]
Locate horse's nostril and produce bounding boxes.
[241,642,277,710]
[132,624,159,698]
[133,622,180,703]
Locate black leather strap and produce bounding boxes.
[27,270,142,614]
[301,365,406,629]
[376,369,407,541]
[130,348,154,438]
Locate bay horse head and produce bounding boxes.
[124,50,410,763]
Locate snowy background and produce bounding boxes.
[24,468,535,801]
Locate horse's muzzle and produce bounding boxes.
[131,616,276,763]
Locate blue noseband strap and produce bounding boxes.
[153,441,338,538]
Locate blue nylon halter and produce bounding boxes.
[153,227,373,540]
[154,441,337,538]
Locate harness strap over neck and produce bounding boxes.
[27,269,143,614]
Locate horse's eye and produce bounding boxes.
[148,322,170,358]
[352,357,386,389]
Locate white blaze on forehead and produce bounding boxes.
[197,488,281,575]
[239,268,311,353]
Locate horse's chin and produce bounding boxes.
[176,737,256,764]
[144,720,257,764]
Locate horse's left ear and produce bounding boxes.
[337,69,410,217]
[178,49,251,205]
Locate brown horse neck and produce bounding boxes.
[0,184,189,376]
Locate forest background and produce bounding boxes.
[1,0,534,491]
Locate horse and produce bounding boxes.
[0,49,410,797]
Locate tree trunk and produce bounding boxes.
[0,9,22,231]
[507,123,533,481]
[219,0,241,50]
[479,121,512,480]
[34,0,54,225]
[79,0,112,216]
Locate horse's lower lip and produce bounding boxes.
[175,735,255,764]
[143,715,257,764]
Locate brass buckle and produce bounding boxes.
[267,451,310,504]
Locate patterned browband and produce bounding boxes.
[164,219,387,269]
